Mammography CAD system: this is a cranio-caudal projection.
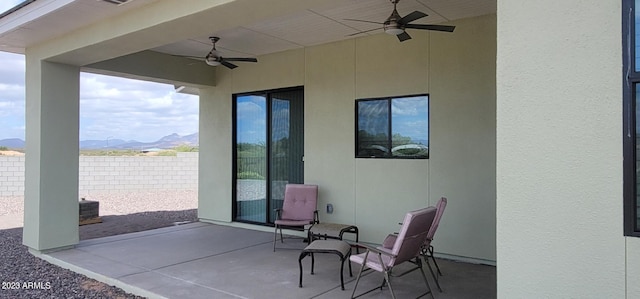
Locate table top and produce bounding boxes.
[303,239,351,254]
[309,222,357,235]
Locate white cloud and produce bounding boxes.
[391,96,428,116]
[0,52,26,139]
[0,51,199,142]
[236,101,264,118]
[79,73,198,142]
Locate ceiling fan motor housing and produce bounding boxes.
[384,4,404,35]
[384,21,404,35]
[205,52,221,66]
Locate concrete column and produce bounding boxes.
[197,86,232,222]
[23,59,80,251]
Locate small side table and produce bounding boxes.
[309,222,359,253]
[298,240,352,290]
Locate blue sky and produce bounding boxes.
[391,96,429,143]
[0,1,199,142]
[0,0,22,13]
[236,95,294,144]
[236,96,267,144]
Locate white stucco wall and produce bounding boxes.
[200,14,496,262]
[629,237,640,297]
[430,15,497,262]
[497,0,629,297]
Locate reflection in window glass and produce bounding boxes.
[391,96,429,157]
[235,95,267,223]
[636,85,640,230]
[0,1,30,16]
[357,100,389,157]
[637,0,640,71]
[624,0,640,236]
[356,95,428,159]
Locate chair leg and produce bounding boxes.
[350,261,367,299]
[424,256,443,292]
[384,271,396,299]
[416,258,435,299]
[273,225,278,252]
[379,277,387,290]
[429,246,443,276]
[280,227,284,243]
[273,225,285,251]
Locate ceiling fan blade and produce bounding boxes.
[344,18,384,25]
[223,57,258,62]
[220,60,238,69]
[399,11,428,25]
[404,24,456,32]
[397,31,412,42]
[171,54,205,61]
[347,27,382,36]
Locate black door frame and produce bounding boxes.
[232,86,304,225]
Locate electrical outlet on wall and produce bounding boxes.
[326,204,333,214]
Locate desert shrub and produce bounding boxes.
[237,171,265,180]
[174,144,198,152]
[80,149,140,156]
[156,150,177,156]
[0,146,8,151]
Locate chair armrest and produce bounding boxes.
[274,208,282,220]
[381,234,397,249]
[313,210,319,224]
[355,243,397,258]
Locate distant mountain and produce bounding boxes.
[0,138,25,149]
[80,138,129,149]
[109,133,199,150]
[0,133,199,150]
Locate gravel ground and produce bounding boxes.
[0,190,198,299]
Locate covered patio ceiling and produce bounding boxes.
[0,0,495,65]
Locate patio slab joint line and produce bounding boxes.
[76,222,209,248]
[151,239,277,271]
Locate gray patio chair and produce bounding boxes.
[350,207,436,299]
[273,184,319,251]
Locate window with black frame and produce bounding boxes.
[623,0,640,236]
[355,95,429,159]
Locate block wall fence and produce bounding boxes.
[0,152,198,197]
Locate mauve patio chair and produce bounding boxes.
[422,197,447,290]
[381,197,448,292]
[273,184,319,251]
[350,207,437,299]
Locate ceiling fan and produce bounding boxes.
[180,37,257,69]
[345,0,455,42]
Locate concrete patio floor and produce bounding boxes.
[37,222,495,299]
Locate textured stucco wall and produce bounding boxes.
[496,0,626,297]
[0,153,198,197]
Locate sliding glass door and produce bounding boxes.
[233,87,304,224]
